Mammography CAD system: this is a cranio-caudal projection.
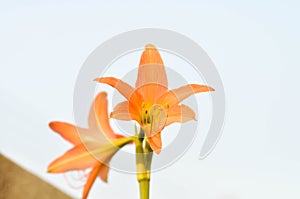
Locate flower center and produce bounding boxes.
[140,102,150,125]
[140,103,167,136]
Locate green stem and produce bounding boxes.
[144,140,153,179]
[135,129,153,199]
[139,180,150,199]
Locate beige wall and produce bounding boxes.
[0,154,71,199]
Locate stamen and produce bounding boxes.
[147,115,151,124]
[164,103,169,109]
[150,115,154,136]
[148,104,167,135]
[141,102,145,124]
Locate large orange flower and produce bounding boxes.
[48,92,134,199]
[95,44,214,153]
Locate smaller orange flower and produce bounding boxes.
[95,44,214,153]
[48,92,134,199]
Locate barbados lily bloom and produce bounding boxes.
[95,44,214,153]
[48,92,134,199]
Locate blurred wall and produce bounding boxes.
[0,154,70,199]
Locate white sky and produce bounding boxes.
[1,1,300,199]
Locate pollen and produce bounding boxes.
[164,103,169,109]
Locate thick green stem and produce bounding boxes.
[144,140,153,179]
[135,128,153,199]
[139,180,150,199]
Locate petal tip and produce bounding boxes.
[209,86,215,91]
[102,178,108,183]
[154,149,161,154]
[93,77,100,82]
[145,43,156,49]
[94,77,107,83]
[109,112,114,118]
[140,44,163,66]
[47,165,54,173]
[48,122,54,129]
[95,91,108,100]
[48,121,59,131]
[47,160,60,173]
[101,91,108,97]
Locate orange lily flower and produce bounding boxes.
[48,92,134,199]
[95,44,214,153]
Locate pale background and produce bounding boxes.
[1,1,300,199]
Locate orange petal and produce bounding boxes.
[147,132,162,154]
[82,163,102,199]
[92,92,124,139]
[149,104,167,136]
[158,84,215,107]
[48,137,133,173]
[111,101,138,121]
[141,104,167,141]
[94,77,134,101]
[139,44,164,66]
[136,44,168,88]
[98,163,110,182]
[49,122,89,145]
[134,83,168,104]
[97,153,114,182]
[82,157,112,199]
[166,104,196,126]
[47,144,98,173]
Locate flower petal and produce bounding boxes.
[166,104,196,126]
[98,163,110,182]
[110,101,139,121]
[136,44,168,88]
[149,104,167,135]
[82,163,102,199]
[47,144,98,173]
[48,137,134,173]
[82,155,113,199]
[147,132,162,154]
[158,84,215,107]
[94,77,134,101]
[142,104,167,141]
[90,92,120,139]
[49,122,89,145]
[135,83,168,104]
[136,64,167,88]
